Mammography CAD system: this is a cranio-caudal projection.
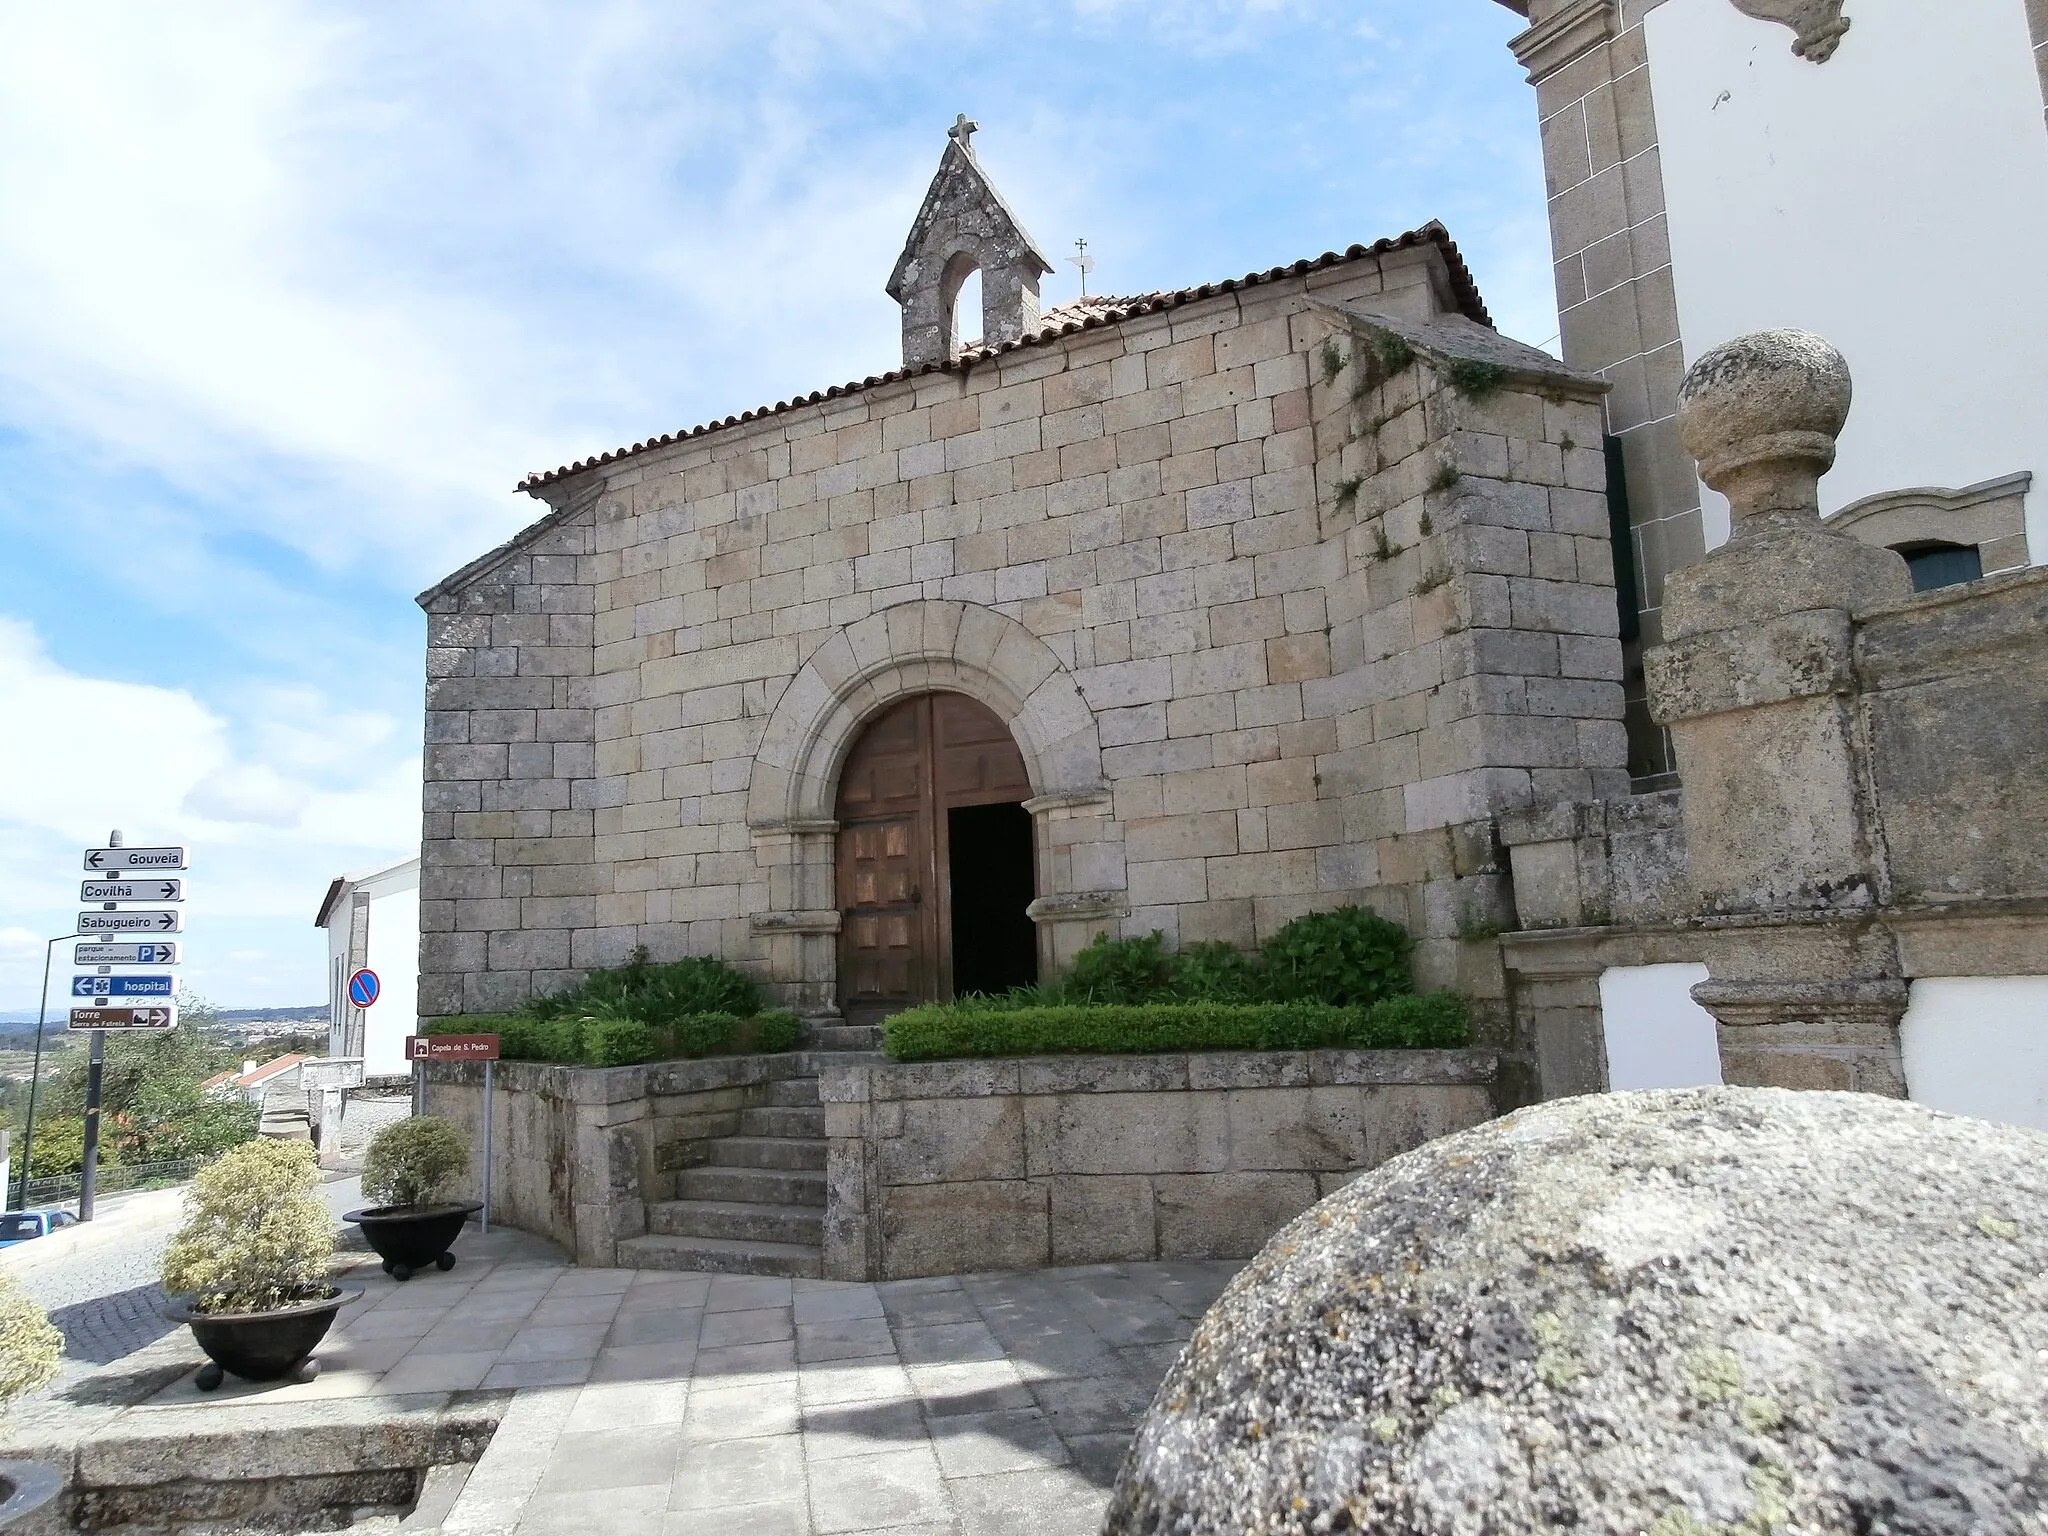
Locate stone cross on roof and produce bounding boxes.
[948,114,977,153]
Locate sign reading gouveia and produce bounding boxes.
[69,1005,177,1031]
[82,846,186,871]
[407,1033,501,1061]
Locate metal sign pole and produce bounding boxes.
[78,1030,105,1221]
[481,1058,494,1236]
[12,931,80,1211]
[76,828,122,1223]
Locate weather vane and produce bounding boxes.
[1067,237,1095,296]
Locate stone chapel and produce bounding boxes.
[416,120,1631,1059]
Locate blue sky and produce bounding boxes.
[0,0,1547,1012]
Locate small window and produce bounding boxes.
[1895,541,1983,593]
[0,1214,40,1239]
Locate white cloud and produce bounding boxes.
[182,765,314,829]
[0,618,418,1007]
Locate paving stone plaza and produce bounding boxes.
[36,1227,1238,1536]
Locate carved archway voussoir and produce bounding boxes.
[746,599,1104,828]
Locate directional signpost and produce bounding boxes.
[81,879,183,903]
[71,975,175,999]
[75,943,179,966]
[83,847,185,871]
[76,910,182,934]
[65,835,189,1222]
[68,1006,176,1030]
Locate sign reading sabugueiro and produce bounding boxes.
[407,1033,501,1062]
[76,910,181,934]
[81,879,183,903]
[69,1005,177,1031]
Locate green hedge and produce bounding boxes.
[881,991,1470,1062]
[426,1009,800,1068]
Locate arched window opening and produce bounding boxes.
[950,269,983,351]
[1893,540,1983,593]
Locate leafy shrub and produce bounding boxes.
[1259,906,1413,1007]
[362,1116,470,1208]
[525,947,761,1026]
[581,1014,659,1068]
[1041,907,1415,1010]
[24,1117,110,1177]
[1059,931,1173,1005]
[882,993,1469,1061]
[0,1271,61,1412]
[439,1006,801,1067]
[161,1138,334,1314]
[1169,941,1263,1003]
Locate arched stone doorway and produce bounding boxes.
[836,692,1037,1025]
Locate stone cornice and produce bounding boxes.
[1509,0,1618,86]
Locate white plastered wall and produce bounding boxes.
[1645,0,2048,561]
[360,879,420,1078]
[1900,976,2048,1133]
[1598,962,1724,1090]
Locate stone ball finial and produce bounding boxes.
[1677,329,1849,518]
[1106,1088,2048,1536]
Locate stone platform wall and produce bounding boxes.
[815,1049,1500,1281]
[420,1053,815,1266]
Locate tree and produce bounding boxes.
[44,991,255,1163]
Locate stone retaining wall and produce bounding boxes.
[815,1049,1500,1281]
[420,1053,814,1266]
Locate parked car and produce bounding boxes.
[0,1210,77,1249]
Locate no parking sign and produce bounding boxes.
[347,968,381,1007]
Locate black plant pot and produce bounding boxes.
[162,1287,363,1391]
[343,1201,482,1281]
[0,1459,63,1531]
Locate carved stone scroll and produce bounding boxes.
[1729,0,1850,62]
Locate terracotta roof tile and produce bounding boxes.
[515,222,1489,494]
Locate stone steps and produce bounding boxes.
[707,1134,826,1171]
[807,1022,884,1051]
[648,1197,823,1246]
[764,1077,821,1108]
[675,1163,826,1207]
[739,1104,825,1138]
[614,1055,851,1278]
[615,1232,823,1279]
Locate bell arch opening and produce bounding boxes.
[835,692,1037,1026]
[941,250,983,351]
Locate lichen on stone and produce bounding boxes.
[1104,1088,2048,1536]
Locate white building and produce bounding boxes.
[314,856,420,1081]
[1496,0,2048,1127]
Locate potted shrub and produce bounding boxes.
[159,1137,360,1391]
[0,1270,64,1530]
[343,1116,478,1282]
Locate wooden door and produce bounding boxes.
[837,699,935,1017]
[836,694,1033,1019]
